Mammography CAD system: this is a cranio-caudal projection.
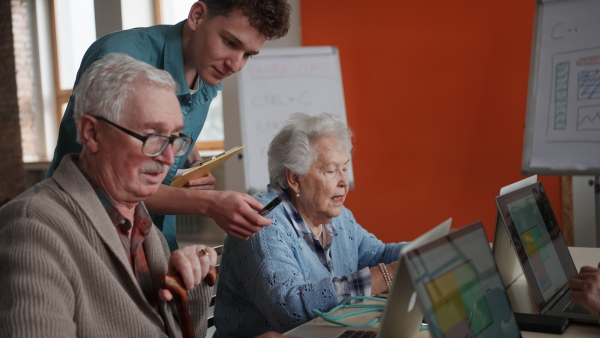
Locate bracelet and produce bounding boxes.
[378,263,393,292]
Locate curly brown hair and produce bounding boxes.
[201,0,291,40]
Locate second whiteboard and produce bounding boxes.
[238,46,354,193]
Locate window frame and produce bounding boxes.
[46,0,223,153]
[48,0,71,130]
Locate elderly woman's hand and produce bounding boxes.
[159,245,217,301]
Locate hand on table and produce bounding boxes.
[569,262,600,319]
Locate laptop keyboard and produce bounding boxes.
[336,330,377,338]
[564,302,591,314]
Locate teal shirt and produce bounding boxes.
[45,21,221,252]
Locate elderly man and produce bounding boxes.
[0,53,217,337]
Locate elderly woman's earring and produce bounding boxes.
[296,192,300,198]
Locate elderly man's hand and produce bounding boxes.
[569,262,600,319]
[209,191,272,240]
[159,245,217,301]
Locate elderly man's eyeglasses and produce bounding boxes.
[94,116,193,157]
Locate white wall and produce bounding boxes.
[122,0,154,29]
[222,0,302,193]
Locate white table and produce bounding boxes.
[504,247,600,337]
[289,247,600,337]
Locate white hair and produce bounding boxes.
[268,112,353,191]
[72,53,178,143]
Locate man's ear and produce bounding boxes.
[77,115,100,153]
[285,168,301,195]
[187,1,208,30]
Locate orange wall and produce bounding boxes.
[300,0,562,242]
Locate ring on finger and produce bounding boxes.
[198,248,209,257]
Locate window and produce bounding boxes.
[33,0,224,164]
[51,0,97,121]
[157,0,225,150]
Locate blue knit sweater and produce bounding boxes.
[213,190,407,337]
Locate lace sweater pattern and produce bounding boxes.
[214,190,406,337]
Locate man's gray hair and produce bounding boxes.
[268,112,353,191]
[72,53,178,143]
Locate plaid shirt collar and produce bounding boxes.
[276,188,338,239]
[274,187,338,273]
[271,187,372,300]
[73,157,152,235]
[74,158,157,309]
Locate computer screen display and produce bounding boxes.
[495,182,577,312]
[404,222,521,338]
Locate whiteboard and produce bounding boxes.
[237,46,354,193]
[522,0,600,175]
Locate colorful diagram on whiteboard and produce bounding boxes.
[549,47,600,141]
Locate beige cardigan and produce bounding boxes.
[0,155,211,337]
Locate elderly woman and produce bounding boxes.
[214,113,407,337]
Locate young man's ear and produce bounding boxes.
[187,1,208,30]
[77,115,100,153]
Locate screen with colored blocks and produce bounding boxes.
[405,223,520,338]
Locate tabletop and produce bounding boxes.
[288,247,600,337]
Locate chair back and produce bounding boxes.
[207,244,223,333]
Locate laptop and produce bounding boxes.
[495,181,597,324]
[286,218,452,338]
[492,176,537,287]
[403,221,522,338]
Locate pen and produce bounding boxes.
[188,159,204,168]
[210,146,239,161]
[210,151,226,161]
[258,196,282,216]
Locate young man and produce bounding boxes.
[46,0,292,251]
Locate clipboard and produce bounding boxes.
[170,146,245,188]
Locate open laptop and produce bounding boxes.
[286,218,452,338]
[495,181,597,324]
[492,176,537,287]
[403,221,522,338]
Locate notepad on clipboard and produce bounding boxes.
[170,146,245,188]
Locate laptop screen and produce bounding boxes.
[495,181,577,312]
[492,176,537,287]
[403,222,521,338]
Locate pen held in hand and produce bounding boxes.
[258,196,282,216]
[189,160,203,168]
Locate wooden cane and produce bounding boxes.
[161,267,217,338]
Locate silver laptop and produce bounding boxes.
[286,218,452,338]
[492,176,537,287]
[403,221,522,338]
[496,181,597,324]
